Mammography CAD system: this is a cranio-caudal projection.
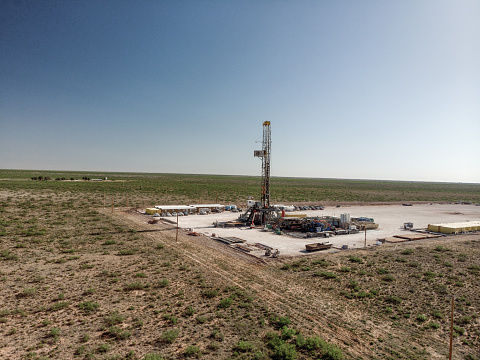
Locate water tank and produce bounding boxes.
[340,213,351,225]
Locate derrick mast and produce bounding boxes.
[254,121,271,208]
[261,121,271,208]
[243,121,273,225]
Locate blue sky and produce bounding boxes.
[1,0,479,182]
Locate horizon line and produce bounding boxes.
[1,168,479,186]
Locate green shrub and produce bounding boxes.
[401,249,414,255]
[160,329,179,344]
[162,314,178,324]
[125,282,146,291]
[18,288,37,298]
[234,340,254,352]
[457,316,472,325]
[50,301,70,311]
[184,305,195,317]
[77,301,100,314]
[302,336,322,352]
[348,280,360,291]
[319,341,344,360]
[218,297,233,309]
[105,311,124,326]
[184,345,201,357]
[1,250,18,261]
[98,343,110,353]
[416,314,427,322]
[348,256,363,263]
[426,321,440,329]
[280,326,297,340]
[453,325,465,336]
[75,345,86,356]
[467,264,480,273]
[312,259,329,266]
[382,274,395,282]
[157,279,169,288]
[80,334,90,343]
[272,342,297,360]
[353,291,373,299]
[271,316,291,329]
[210,329,224,341]
[196,315,207,324]
[435,284,448,293]
[106,326,131,340]
[385,296,402,304]
[49,327,60,341]
[208,341,220,350]
[118,250,136,256]
[143,354,164,360]
[297,334,343,359]
[202,289,218,298]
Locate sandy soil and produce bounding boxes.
[152,203,480,256]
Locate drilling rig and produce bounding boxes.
[258,121,271,208]
[244,121,274,225]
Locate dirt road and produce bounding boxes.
[115,209,379,359]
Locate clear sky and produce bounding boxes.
[1,0,479,183]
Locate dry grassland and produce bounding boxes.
[0,171,479,360]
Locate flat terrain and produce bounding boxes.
[0,170,479,360]
[2,169,480,205]
[169,203,480,255]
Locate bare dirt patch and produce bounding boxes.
[120,208,480,359]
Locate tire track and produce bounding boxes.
[116,210,375,358]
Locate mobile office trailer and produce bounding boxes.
[154,205,196,215]
[189,204,225,213]
[273,204,295,212]
[428,221,480,234]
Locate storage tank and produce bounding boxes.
[340,213,351,225]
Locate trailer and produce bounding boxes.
[305,242,333,252]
